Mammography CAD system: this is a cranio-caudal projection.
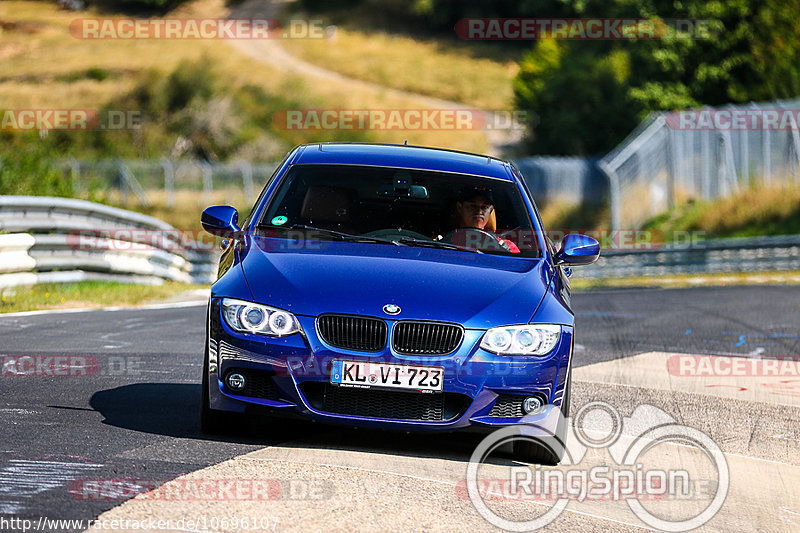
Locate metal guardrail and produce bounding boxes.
[577,234,800,279]
[0,196,218,289]
[3,197,796,286]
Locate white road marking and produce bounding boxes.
[0,460,103,514]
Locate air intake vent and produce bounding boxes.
[488,393,548,418]
[323,385,444,421]
[299,383,471,422]
[223,369,279,400]
[317,314,387,352]
[392,321,463,355]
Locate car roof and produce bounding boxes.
[292,143,514,181]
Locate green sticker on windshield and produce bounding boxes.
[271,216,288,226]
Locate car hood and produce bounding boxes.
[240,236,551,329]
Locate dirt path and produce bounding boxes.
[226,0,523,156]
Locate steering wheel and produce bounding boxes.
[442,227,506,251]
[362,228,433,241]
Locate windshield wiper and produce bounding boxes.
[396,237,483,254]
[260,224,404,246]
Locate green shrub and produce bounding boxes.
[0,134,72,197]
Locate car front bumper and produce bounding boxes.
[206,298,573,433]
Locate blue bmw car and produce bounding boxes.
[200,143,599,463]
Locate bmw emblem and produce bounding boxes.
[383,304,401,315]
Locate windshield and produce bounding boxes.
[256,164,542,257]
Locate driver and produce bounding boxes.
[454,187,520,253]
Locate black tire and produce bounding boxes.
[512,365,571,465]
[200,342,230,434]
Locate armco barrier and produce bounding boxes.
[3,196,796,286]
[578,234,800,279]
[0,196,218,289]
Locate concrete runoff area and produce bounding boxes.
[86,349,800,532]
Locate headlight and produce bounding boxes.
[480,324,561,356]
[221,298,301,336]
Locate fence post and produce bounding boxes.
[721,130,739,196]
[762,125,772,186]
[666,128,676,208]
[161,159,175,208]
[119,162,150,207]
[740,119,750,187]
[777,100,800,185]
[202,162,213,205]
[701,111,711,200]
[116,160,128,205]
[241,162,254,201]
[598,161,621,230]
[68,157,80,196]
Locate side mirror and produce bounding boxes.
[201,205,240,238]
[555,234,600,266]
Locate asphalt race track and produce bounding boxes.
[1,285,799,532]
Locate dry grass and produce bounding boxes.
[0,280,208,313]
[280,26,518,110]
[644,183,800,239]
[99,188,255,230]
[538,200,609,232]
[691,184,800,235]
[0,0,490,154]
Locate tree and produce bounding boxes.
[514,0,800,155]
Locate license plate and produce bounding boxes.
[330,360,443,392]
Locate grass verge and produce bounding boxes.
[643,184,800,241]
[572,270,800,291]
[0,281,208,314]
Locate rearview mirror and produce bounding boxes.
[201,205,240,238]
[555,234,600,266]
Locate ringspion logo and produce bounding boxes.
[466,401,729,531]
